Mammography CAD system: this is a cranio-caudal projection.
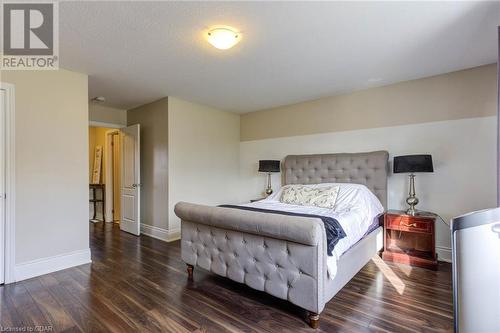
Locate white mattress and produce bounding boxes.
[241,183,384,279]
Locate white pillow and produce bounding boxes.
[280,185,340,209]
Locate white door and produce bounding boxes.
[0,90,5,284]
[120,124,140,235]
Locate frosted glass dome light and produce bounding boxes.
[207,27,240,50]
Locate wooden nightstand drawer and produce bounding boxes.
[385,214,432,234]
[382,210,438,270]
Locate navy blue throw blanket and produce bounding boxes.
[219,205,346,256]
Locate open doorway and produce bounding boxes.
[88,123,141,235]
[89,126,121,224]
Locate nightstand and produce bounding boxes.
[382,210,438,270]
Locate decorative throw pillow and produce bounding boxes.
[280,185,340,209]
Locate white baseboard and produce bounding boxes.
[141,224,180,242]
[15,248,92,282]
[436,246,452,263]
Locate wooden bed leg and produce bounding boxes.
[186,264,194,281]
[308,312,320,329]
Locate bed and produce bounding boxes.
[175,151,389,328]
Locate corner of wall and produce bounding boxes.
[167,96,241,231]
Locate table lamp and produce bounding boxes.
[258,160,281,196]
[393,154,434,216]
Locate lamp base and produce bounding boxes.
[406,195,419,216]
[406,206,418,216]
[265,173,273,196]
[405,174,419,216]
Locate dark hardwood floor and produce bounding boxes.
[0,223,454,332]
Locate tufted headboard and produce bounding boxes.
[283,151,389,208]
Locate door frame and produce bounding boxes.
[104,129,120,222]
[1,82,16,284]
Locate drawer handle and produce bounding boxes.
[400,221,417,227]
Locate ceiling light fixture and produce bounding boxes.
[207,26,240,50]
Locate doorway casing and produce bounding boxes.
[1,82,16,284]
[89,122,124,223]
[104,129,120,222]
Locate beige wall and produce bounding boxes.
[89,104,127,126]
[128,98,169,230]
[168,97,241,234]
[241,64,496,141]
[2,69,90,267]
[239,116,496,262]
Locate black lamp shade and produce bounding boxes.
[393,155,433,173]
[258,160,280,173]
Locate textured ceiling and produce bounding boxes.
[60,1,500,113]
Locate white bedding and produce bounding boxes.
[241,183,384,279]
